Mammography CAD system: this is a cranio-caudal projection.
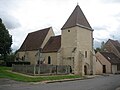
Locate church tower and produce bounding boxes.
[60,5,95,75]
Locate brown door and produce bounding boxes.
[103,65,106,73]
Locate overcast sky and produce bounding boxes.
[0,0,120,51]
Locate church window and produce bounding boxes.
[85,51,87,58]
[21,57,24,60]
[48,56,51,64]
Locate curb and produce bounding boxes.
[32,76,95,84]
[45,78,83,83]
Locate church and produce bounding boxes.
[17,5,96,75]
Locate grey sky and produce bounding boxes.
[101,0,120,3]
[0,0,120,51]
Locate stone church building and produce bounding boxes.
[17,5,96,75]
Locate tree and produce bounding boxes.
[95,47,101,52]
[0,18,12,62]
[101,41,105,51]
[6,53,15,62]
[95,41,105,52]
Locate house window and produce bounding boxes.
[48,56,51,64]
[37,60,40,65]
[85,51,87,58]
[21,56,25,61]
[21,57,24,60]
[68,30,70,32]
[117,65,120,71]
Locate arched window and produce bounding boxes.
[48,56,51,64]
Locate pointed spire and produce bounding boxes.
[61,5,92,30]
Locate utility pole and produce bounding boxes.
[38,48,42,74]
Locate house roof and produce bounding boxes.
[109,39,120,47]
[42,35,61,53]
[61,5,92,30]
[116,46,120,53]
[19,27,51,51]
[100,52,120,65]
[109,39,120,53]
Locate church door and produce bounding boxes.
[84,65,87,75]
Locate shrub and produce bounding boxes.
[6,62,30,67]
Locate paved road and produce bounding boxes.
[0,74,120,90]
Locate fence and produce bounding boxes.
[12,64,71,75]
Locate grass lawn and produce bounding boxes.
[0,66,81,82]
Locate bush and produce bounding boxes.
[6,54,15,62]
[0,53,15,66]
[6,62,30,67]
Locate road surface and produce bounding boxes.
[0,74,120,90]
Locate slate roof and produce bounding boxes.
[61,5,92,30]
[19,27,51,51]
[42,35,61,53]
[100,52,120,65]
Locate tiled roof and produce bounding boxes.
[19,27,51,51]
[61,5,92,30]
[42,35,61,53]
[109,39,120,53]
[116,46,120,53]
[109,39,120,47]
[100,52,120,65]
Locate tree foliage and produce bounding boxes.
[0,18,12,61]
[6,53,15,62]
[95,41,105,52]
[101,41,105,51]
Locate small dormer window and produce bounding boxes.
[68,30,70,32]
[108,57,110,60]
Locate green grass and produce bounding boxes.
[0,66,81,82]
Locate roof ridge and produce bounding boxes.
[75,5,78,26]
[29,27,51,34]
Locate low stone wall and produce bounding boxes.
[12,64,70,75]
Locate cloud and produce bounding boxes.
[113,13,120,23]
[94,40,101,48]
[0,0,23,11]
[93,25,109,31]
[101,0,120,3]
[0,0,120,51]
[0,12,21,29]
[109,25,120,40]
[10,27,29,52]
[0,0,22,29]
